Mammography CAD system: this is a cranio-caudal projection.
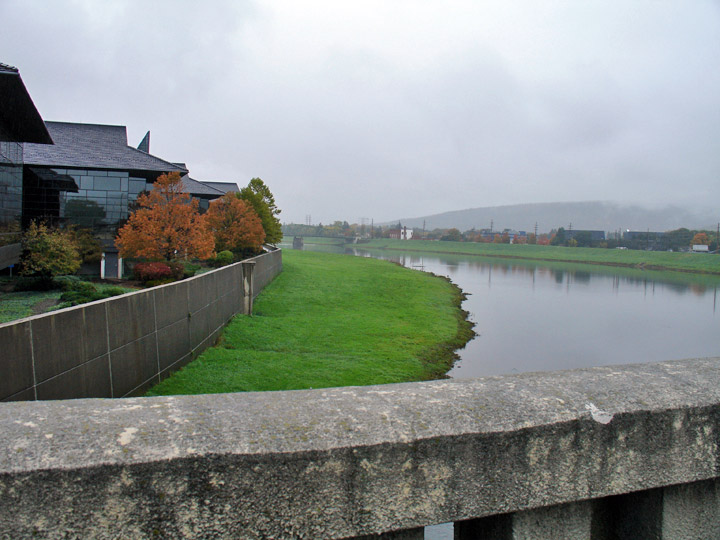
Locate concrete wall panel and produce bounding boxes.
[220,291,236,323]
[232,264,244,313]
[189,306,210,352]
[31,302,108,382]
[153,281,189,330]
[0,321,34,400]
[199,327,223,353]
[35,356,112,401]
[158,354,192,382]
[4,388,35,402]
[106,292,156,351]
[157,319,190,372]
[208,295,229,331]
[215,265,236,299]
[188,272,214,314]
[110,334,159,397]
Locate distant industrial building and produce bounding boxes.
[564,229,606,242]
[389,226,413,240]
[623,230,665,250]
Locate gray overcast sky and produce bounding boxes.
[2,1,719,224]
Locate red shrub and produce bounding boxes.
[133,262,173,283]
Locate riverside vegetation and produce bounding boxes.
[147,249,474,395]
[360,239,720,275]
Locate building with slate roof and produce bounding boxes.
[22,121,188,235]
[1,62,240,274]
[0,63,53,231]
[180,175,240,212]
[0,63,53,269]
[202,181,239,194]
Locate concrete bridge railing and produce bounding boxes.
[2,357,719,539]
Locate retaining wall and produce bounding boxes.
[0,248,282,401]
[1,358,719,539]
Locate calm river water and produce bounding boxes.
[354,249,720,378]
[285,243,720,539]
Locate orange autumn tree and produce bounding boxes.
[115,172,214,261]
[691,232,709,246]
[204,192,266,254]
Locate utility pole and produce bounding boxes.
[534,222,538,237]
[423,220,426,238]
[371,218,374,239]
[490,219,493,233]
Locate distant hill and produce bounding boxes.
[388,202,718,234]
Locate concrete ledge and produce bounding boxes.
[1,358,719,538]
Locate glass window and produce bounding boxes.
[93,177,122,191]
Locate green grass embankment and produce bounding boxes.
[361,239,720,275]
[147,250,474,395]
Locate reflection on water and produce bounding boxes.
[353,248,720,379]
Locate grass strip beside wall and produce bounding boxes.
[147,250,473,395]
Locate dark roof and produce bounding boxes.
[0,63,53,144]
[202,181,239,193]
[23,122,187,173]
[180,174,226,197]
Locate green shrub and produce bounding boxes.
[181,261,201,277]
[54,275,82,288]
[20,222,80,282]
[13,276,58,291]
[103,286,126,296]
[144,278,176,287]
[59,290,101,305]
[58,284,126,307]
[57,277,97,294]
[215,250,234,267]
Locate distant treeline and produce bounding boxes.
[282,222,718,252]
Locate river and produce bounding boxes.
[283,242,720,539]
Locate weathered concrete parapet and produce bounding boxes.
[1,357,720,539]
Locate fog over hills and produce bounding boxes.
[389,202,718,234]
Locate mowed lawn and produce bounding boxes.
[147,249,472,395]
